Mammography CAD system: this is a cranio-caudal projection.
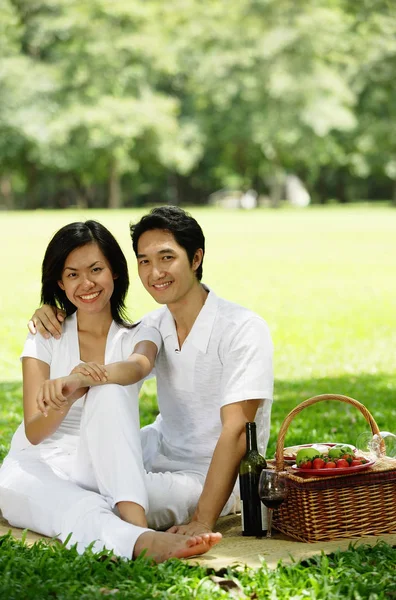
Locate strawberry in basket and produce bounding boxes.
[295,443,369,470]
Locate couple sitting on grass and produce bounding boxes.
[0,206,273,563]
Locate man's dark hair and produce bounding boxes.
[130,206,205,281]
[41,220,132,327]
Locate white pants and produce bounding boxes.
[0,385,151,558]
[0,385,234,557]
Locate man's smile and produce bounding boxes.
[152,282,173,290]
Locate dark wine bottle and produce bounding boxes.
[239,422,267,536]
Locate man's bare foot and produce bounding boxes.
[133,531,222,563]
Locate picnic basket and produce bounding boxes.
[272,394,396,542]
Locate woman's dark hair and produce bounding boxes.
[130,206,205,281]
[41,220,132,327]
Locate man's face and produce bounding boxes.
[136,229,202,306]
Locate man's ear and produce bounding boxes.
[58,280,65,291]
[192,248,203,272]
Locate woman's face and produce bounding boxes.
[58,242,116,315]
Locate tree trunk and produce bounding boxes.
[25,163,38,209]
[75,191,88,209]
[0,175,14,209]
[72,176,88,208]
[269,169,284,208]
[167,172,180,205]
[337,169,348,203]
[108,158,122,209]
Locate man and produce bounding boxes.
[29,206,273,536]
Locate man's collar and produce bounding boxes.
[162,285,218,354]
[161,309,177,341]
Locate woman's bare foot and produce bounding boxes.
[133,531,222,563]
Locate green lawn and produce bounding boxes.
[1,534,395,600]
[1,204,396,598]
[1,205,395,454]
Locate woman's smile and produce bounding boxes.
[78,290,102,302]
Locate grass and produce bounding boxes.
[0,534,395,599]
[1,204,396,597]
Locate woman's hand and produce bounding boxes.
[36,373,88,417]
[71,362,108,383]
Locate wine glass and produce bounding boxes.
[258,469,288,539]
[356,431,396,458]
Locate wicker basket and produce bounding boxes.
[272,394,396,542]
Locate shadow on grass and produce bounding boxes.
[1,373,395,460]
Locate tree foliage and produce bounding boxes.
[1,0,395,207]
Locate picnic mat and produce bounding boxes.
[189,514,396,569]
[1,511,396,570]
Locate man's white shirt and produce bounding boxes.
[141,286,274,473]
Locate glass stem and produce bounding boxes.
[266,508,273,539]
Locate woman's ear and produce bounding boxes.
[58,280,65,291]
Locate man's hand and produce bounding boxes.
[167,521,214,536]
[28,305,66,339]
[178,400,262,536]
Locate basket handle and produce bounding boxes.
[275,393,385,471]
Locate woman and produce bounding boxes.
[0,220,220,562]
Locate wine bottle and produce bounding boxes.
[239,422,267,536]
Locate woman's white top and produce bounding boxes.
[10,313,161,453]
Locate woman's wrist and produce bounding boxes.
[70,372,91,388]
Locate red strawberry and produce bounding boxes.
[299,460,312,469]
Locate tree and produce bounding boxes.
[1,0,396,206]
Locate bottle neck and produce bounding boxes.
[245,422,258,452]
